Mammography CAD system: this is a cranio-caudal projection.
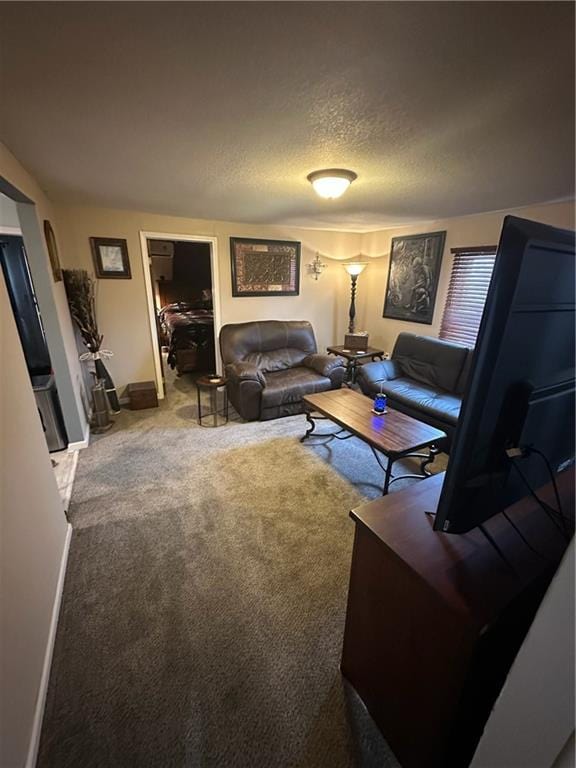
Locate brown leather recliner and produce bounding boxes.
[219,320,346,421]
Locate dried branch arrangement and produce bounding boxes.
[62,269,103,353]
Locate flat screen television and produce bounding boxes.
[434,215,575,534]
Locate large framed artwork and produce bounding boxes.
[382,231,446,324]
[90,237,131,279]
[230,237,300,297]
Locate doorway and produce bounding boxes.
[0,233,68,452]
[139,232,221,399]
[0,181,88,448]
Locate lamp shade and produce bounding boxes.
[307,169,357,199]
[344,262,368,277]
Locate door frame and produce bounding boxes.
[139,231,221,400]
[1,179,89,447]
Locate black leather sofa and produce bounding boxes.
[357,332,472,446]
[219,320,346,421]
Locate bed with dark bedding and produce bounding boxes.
[158,302,215,374]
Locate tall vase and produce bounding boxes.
[91,380,113,433]
[94,358,121,413]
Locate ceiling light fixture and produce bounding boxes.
[307,169,357,199]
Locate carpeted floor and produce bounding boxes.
[38,368,447,768]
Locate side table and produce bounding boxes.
[326,345,385,383]
[195,375,228,427]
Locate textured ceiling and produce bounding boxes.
[0,2,574,231]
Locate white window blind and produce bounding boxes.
[439,246,497,348]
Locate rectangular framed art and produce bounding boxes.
[90,237,131,279]
[382,231,446,324]
[230,237,300,297]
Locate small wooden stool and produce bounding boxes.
[127,381,158,410]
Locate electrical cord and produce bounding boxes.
[489,464,551,562]
[508,457,569,541]
[501,509,553,563]
[528,447,571,526]
[478,522,515,572]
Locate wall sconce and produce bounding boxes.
[343,261,368,333]
[307,252,327,280]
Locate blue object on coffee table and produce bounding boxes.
[373,393,387,414]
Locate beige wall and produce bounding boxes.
[0,192,20,227]
[55,204,363,391]
[359,201,575,355]
[0,270,70,768]
[55,200,574,391]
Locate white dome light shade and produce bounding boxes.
[307,169,357,199]
[343,262,368,276]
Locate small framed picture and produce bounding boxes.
[43,220,62,282]
[90,237,131,279]
[230,237,300,297]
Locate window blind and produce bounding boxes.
[439,246,497,348]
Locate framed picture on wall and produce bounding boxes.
[90,237,131,279]
[43,220,62,282]
[230,237,300,296]
[382,231,446,324]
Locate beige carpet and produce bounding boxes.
[38,369,446,768]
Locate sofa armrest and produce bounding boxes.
[373,359,401,381]
[225,361,265,386]
[224,362,265,420]
[303,353,344,377]
[303,353,346,389]
[356,359,401,395]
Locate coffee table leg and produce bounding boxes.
[369,446,394,495]
[421,444,439,476]
[383,457,394,495]
[300,410,316,442]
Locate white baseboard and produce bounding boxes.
[67,438,89,451]
[67,420,90,451]
[26,523,73,768]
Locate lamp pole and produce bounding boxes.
[343,262,367,336]
[348,274,358,334]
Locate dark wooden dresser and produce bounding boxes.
[341,470,574,768]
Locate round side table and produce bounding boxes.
[196,375,228,427]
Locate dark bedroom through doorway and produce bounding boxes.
[147,238,215,395]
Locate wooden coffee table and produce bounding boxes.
[301,388,446,495]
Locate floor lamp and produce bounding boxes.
[343,262,368,333]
